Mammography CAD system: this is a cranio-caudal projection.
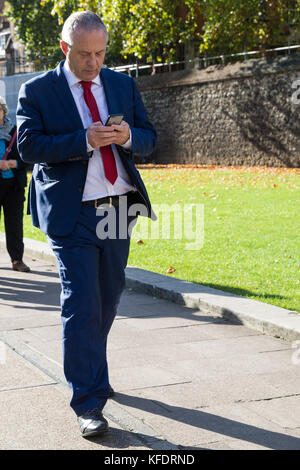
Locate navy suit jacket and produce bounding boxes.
[16,60,157,236]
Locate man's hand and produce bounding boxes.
[87,121,130,149]
[110,121,130,146]
[87,122,116,149]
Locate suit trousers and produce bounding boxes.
[47,197,137,416]
[0,178,25,262]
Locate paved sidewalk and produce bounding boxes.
[1,233,299,342]
[0,247,300,450]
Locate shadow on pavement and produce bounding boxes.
[113,392,300,450]
[84,427,202,450]
[0,270,60,310]
[0,268,235,326]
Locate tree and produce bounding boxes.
[5,0,63,67]
[199,0,300,57]
[6,0,300,69]
[45,0,203,64]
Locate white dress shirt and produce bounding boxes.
[63,61,136,201]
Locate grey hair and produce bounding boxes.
[0,96,7,116]
[61,11,108,45]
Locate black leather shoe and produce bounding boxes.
[109,386,115,398]
[78,409,109,438]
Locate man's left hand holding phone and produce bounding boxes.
[86,114,131,150]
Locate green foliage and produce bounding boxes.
[6,0,300,67]
[101,0,198,63]
[200,0,300,55]
[6,0,63,67]
[42,0,202,63]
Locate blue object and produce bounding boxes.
[47,204,134,415]
[17,59,157,416]
[0,138,14,179]
[17,60,157,236]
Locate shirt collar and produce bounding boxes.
[63,60,101,88]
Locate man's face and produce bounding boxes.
[60,28,107,81]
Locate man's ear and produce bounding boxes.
[60,40,68,56]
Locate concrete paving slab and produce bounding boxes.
[165,351,299,383]
[110,392,300,449]
[1,233,299,341]
[108,321,217,351]
[260,370,300,396]
[180,320,264,339]
[0,382,150,450]
[185,334,290,359]
[107,344,177,370]
[107,342,197,370]
[1,245,300,449]
[242,396,300,429]
[21,325,62,342]
[122,377,286,409]
[109,364,187,391]
[6,328,63,365]
[115,313,212,330]
[200,438,272,450]
[0,314,60,332]
[0,348,55,391]
[118,292,214,320]
[0,344,151,450]
[0,329,66,386]
[193,403,300,450]
[125,266,300,340]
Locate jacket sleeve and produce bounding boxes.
[129,78,157,158]
[16,82,91,164]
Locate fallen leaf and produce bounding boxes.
[137,240,144,244]
[136,163,300,175]
[166,266,176,274]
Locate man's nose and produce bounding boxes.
[87,55,97,67]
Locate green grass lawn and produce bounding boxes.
[1,165,299,312]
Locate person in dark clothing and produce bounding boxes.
[0,96,30,272]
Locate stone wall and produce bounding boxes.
[137,54,300,167]
[2,54,300,167]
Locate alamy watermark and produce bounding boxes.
[291,340,300,366]
[0,341,6,365]
[95,196,204,250]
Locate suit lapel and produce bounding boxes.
[52,61,84,130]
[100,68,116,115]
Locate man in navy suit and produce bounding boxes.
[17,11,156,438]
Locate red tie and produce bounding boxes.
[80,80,118,185]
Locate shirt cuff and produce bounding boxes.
[86,132,95,152]
[121,129,132,150]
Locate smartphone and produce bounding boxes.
[105,114,124,126]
